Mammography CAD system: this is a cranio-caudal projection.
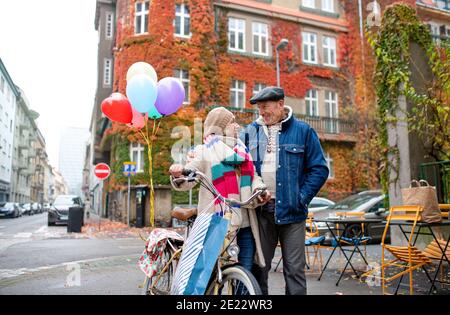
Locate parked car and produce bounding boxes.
[15,203,26,216]
[22,203,33,215]
[312,190,389,245]
[48,195,84,226]
[31,203,43,214]
[308,197,335,211]
[0,202,21,218]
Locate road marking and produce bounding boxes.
[34,225,48,234]
[13,233,32,238]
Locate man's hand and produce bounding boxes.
[169,164,184,178]
[256,189,271,204]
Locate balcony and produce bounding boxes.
[296,115,357,142]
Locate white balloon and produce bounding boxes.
[126,62,158,83]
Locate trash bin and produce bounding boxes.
[67,207,83,233]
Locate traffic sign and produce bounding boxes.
[123,161,137,177]
[94,163,111,180]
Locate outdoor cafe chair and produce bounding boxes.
[380,205,433,295]
[334,211,371,261]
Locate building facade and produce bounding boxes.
[0,58,19,202]
[83,0,117,216]
[107,0,370,203]
[58,127,90,197]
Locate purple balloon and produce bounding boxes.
[154,77,185,116]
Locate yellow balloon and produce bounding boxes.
[126,62,158,83]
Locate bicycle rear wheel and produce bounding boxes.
[205,265,262,295]
[142,245,178,295]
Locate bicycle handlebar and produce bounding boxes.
[172,169,268,207]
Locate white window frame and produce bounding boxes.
[135,1,150,35]
[230,80,246,109]
[130,142,145,173]
[105,11,114,40]
[174,3,191,38]
[305,89,319,117]
[325,152,334,179]
[325,91,339,133]
[302,32,318,64]
[302,0,316,9]
[174,69,190,104]
[323,36,337,67]
[228,18,246,52]
[103,59,112,87]
[321,0,334,13]
[253,82,266,96]
[252,22,269,56]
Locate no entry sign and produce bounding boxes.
[94,163,111,180]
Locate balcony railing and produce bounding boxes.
[296,115,357,134]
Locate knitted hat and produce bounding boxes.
[204,107,235,137]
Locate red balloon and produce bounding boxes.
[101,93,133,124]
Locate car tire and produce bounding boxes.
[48,221,55,226]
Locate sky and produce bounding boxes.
[0,0,98,170]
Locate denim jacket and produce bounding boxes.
[240,107,329,225]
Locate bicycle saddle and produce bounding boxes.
[171,207,197,222]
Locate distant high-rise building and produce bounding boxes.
[58,127,90,197]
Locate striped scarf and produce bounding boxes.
[203,135,254,212]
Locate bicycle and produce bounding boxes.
[142,169,266,295]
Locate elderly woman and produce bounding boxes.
[169,107,271,273]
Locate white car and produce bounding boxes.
[308,197,335,211]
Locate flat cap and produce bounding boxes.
[249,86,285,105]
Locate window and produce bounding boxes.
[103,59,112,87]
[135,1,149,35]
[302,0,316,8]
[230,80,246,108]
[305,89,319,117]
[175,4,190,38]
[130,142,145,172]
[0,76,4,94]
[325,152,334,179]
[174,69,190,104]
[323,36,337,67]
[302,32,317,64]
[321,0,334,12]
[228,18,245,52]
[253,82,266,95]
[325,91,339,133]
[252,22,268,55]
[105,12,114,39]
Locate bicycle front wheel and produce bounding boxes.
[205,265,262,295]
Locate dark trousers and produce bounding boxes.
[253,201,307,295]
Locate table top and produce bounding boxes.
[313,218,384,224]
[387,220,450,227]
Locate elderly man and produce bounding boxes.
[240,86,329,295]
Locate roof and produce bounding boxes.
[0,57,20,97]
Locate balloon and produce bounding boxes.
[101,93,133,124]
[154,77,185,116]
[126,74,158,113]
[127,62,158,83]
[148,106,162,119]
[127,107,147,130]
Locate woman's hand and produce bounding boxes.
[169,164,184,178]
[256,189,271,204]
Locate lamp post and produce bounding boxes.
[276,38,289,87]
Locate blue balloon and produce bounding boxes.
[126,74,158,113]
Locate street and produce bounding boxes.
[0,213,389,295]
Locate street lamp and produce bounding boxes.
[276,38,289,87]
